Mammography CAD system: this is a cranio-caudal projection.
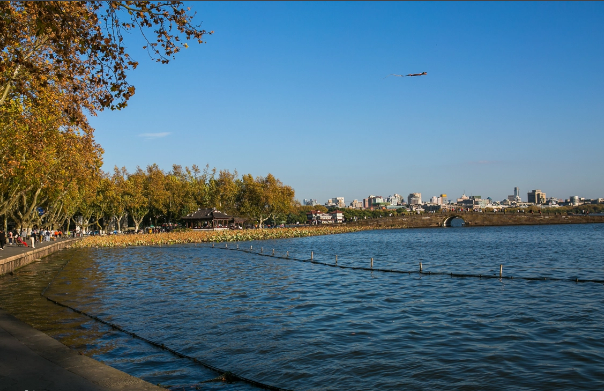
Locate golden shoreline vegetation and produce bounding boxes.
[73,226,372,248]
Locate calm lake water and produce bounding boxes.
[1,224,604,390]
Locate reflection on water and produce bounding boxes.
[0,250,256,390]
[1,224,604,390]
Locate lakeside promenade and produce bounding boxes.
[0,236,76,258]
[0,237,80,276]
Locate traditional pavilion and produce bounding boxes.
[181,208,245,230]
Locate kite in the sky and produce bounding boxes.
[385,72,427,78]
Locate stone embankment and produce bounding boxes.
[0,309,164,391]
[0,238,79,277]
[347,212,604,229]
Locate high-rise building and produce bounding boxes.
[386,194,403,205]
[366,195,388,208]
[456,193,469,204]
[326,197,345,208]
[349,199,363,209]
[429,196,445,205]
[303,199,318,206]
[507,187,521,203]
[408,193,422,205]
[528,189,546,204]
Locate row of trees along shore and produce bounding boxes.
[0,2,250,233]
[0,3,299,233]
[59,165,296,233]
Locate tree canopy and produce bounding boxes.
[0,1,212,113]
[0,1,217,232]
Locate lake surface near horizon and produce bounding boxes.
[1,224,604,390]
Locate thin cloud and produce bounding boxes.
[139,132,171,140]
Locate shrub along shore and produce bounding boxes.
[73,226,371,248]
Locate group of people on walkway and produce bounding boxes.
[0,228,64,250]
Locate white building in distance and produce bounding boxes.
[349,199,363,209]
[408,193,422,205]
[303,199,319,206]
[326,197,345,208]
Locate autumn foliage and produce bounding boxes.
[0,1,212,112]
[82,165,297,232]
[0,2,219,231]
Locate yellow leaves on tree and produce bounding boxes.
[0,1,212,228]
[0,1,212,112]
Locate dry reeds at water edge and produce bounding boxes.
[73,226,370,248]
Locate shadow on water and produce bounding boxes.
[448,217,465,227]
[443,216,465,227]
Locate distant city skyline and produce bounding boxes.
[303,188,601,212]
[89,2,604,202]
[307,186,598,209]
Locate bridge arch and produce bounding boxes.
[443,215,466,227]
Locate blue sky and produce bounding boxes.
[89,1,604,203]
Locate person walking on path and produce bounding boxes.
[7,230,12,245]
[0,230,6,250]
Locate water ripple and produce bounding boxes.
[1,225,604,390]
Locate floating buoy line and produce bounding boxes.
[36,242,603,390]
[214,244,604,285]
[40,255,292,391]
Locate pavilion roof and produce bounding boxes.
[182,208,232,220]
